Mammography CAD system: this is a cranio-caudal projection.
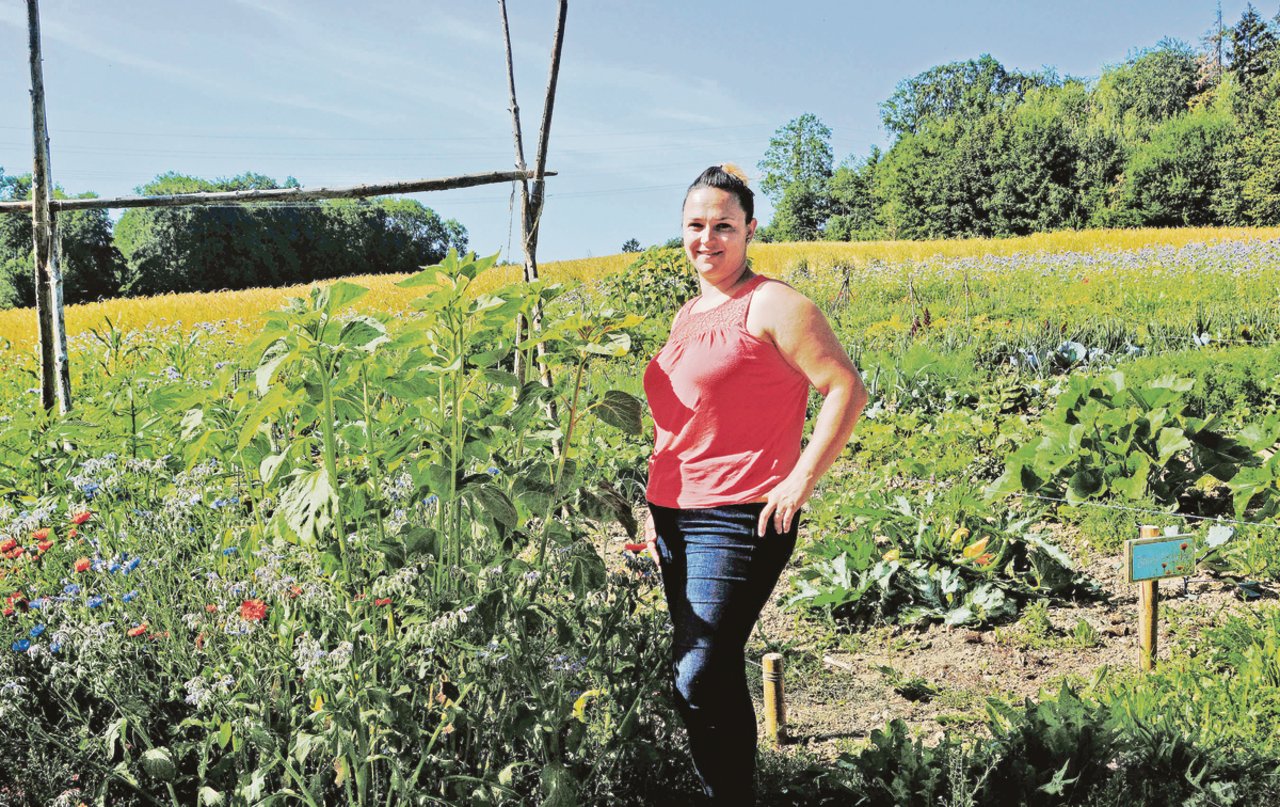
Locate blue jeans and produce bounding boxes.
[649,502,799,806]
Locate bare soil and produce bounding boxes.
[600,517,1262,762]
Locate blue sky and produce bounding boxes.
[0,0,1262,262]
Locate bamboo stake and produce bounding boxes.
[0,170,555,215]
[27,0,70,413]
[1138,524,1160,671]
[762,652,786,745]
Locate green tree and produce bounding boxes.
[876,112,1002,239]
[988,84,1088,235]
[1094,40,1201,129]
[1120,105,1236,226]
[760,180,829,242]
[1228,4,1279,93]
[757,113,833,202]
[620,238,641,253]
[879,54,1053,139]
[114,173,467,296]
[0,169,124,308]
[824,148,882,241]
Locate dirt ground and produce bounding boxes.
[602,517,1263,762]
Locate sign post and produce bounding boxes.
[1125,525,1195,671]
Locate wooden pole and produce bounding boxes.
[1139,524,1160,671]
[27,0,71,413]
[0,170,556,215]
[498,0,565,414]
[762,652,786,745]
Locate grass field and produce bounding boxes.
[2,226,1278,354]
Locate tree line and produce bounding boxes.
[756,4,1280,242]
[0,170,468,309]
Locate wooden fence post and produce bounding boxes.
[27,0,71,413]
[762,652,786,745]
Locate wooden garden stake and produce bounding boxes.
[1138,526,1160,671]
[762,652,786,745]
[1125,524,1193,672]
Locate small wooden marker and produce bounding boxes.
[762,652,786,745]
[1138,525,1159,670]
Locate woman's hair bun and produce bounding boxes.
[685,163,756,221]
[719,163,750,187]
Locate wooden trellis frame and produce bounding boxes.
[2,0,565,414]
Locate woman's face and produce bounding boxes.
[682,187,757,286]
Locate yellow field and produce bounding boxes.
[1,226,1277,354]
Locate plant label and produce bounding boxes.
[1125,534,1195,583]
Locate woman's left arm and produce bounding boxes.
[755,284,869,537]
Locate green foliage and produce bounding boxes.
[111,173,467,298]
[762,14,1280,241]
[757,113,833,202]
[1120,105,1236,225]
[988,370,1268,516]
[879,54,1054,139]
[0,250,674,805]
[789,485,1098,628]
[0,170,126,308]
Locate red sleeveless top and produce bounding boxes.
[644,274,810,508]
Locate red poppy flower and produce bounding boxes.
[68,528,78,539]
[0,539,14,553]
[239,599,267,622]
[375,597,392,607]
[73,557,91,573]
[288,585,302,599]
[2,607,12,618]
[70,511,92,525]
[31,528,50,541]
[36,540,52,553]
[195,632,207,650]
[624,543,647,553]
[205,603,218,614]
[127,623,148,638]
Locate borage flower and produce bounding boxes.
[11,638,29,653]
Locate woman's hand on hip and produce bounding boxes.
[758,475,813,537]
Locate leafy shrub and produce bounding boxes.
[988,370,1271,517]
[789,485,1097,628]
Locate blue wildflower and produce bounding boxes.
[63,583,80,595]
[49,641,61,653]
[12,639,30,653]
[88,595,104,609]
[125,557,141,573]
[29,625,44,638]
[122,590,139,603]
[28,598,43,610]
[221,547,237,556]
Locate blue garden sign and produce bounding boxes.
[1125,534,1195,583]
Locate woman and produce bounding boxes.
[641,164,868,805]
